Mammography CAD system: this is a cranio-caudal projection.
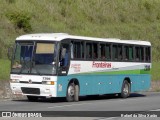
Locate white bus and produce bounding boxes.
[10,33,151,102]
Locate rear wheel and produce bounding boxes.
[66,83,79,102]
[27,96,38,102]
[120,80,130,98]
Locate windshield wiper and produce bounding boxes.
[30,60,42,75]
[18,59,30,74]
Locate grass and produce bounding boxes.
[151,61,160,81]
[0,59,10,80]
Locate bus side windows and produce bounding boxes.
[100,44,106,60]
[112,45,117,60]
[124,46,133,61]
[112,44,122,61]
[140,47,144,62]
[72,41,84,59]
[93,43,98,59]
[106,44,111,60]
[86,43,92,59]
[99,44,111,60]
[118,45,122,60]
[59,44,69,67]
[73,42,80,59]
[135,46,145,62]
[145,47,151,62]
[71,41,151,63]
[135,47,140,61]
[124,46,128,61]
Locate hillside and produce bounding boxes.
[0,0,160,80]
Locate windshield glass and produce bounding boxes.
[11,42,57,75]
[12,42,33,74]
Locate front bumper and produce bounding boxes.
[10,83,57,97]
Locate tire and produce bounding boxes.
[74,85,79,102]
[120,80,130,98]
[27,96,38,102]
[66,83,79,102]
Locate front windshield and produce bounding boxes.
[11,41,57,75]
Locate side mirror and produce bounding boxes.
[7,46,14,60]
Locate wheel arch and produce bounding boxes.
[123,77,131,90]
[68,78,80,89]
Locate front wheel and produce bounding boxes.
[74,85,79,102]
[66,83,79,102]
[120,80,130,98]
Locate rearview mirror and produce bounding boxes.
[7,46,14,60]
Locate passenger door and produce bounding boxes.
[58,42,70,75]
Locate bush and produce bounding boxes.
[5,0,15,3]
[6,11,32,32]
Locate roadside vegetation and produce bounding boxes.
[0,59,10,80]
[0,0,160,80]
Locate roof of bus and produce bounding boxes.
[16,33,151,46]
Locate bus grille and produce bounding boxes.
[21,87,40,95]
[20,81,42,84]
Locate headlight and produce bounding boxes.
[10,79,19,83]
[42,81,54,85]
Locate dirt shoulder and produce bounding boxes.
[0,80,26,100]
[0,80,160,99]
[151,80,160,92]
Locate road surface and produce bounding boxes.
[0,92,160,120]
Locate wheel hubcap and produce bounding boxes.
[68,85,74,97]
[123,84,129,95]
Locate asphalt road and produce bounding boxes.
[0,92,160,120]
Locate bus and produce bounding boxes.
[10,33,151,102]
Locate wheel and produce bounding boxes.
[27,96,38,102]
[120,80,130,98]
[74,85,79,102]
[66,83,79,102]
[66,83,75,102]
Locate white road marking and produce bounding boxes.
[96,117,118,120]
[48,102,93,108]
[149,109,160,111]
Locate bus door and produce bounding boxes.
[58,42,70,75]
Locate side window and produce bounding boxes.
[86,43,92,59]
[100,43,111,60]
[106,44,111,60]
[93,43,98,59]
[135,46,140,61]
[73,41,84,59]
[135,46,144,62]
[129,46,133,61]
[81,42,84,58]
[118,45,122,60]
[112,44,122,61]
[140,47,144,62]
[124,46,129,61]
[145,47,151,62]
[112,45,118,60]
[100,44,106,60]
[59,43,69,67]
[124,45,133,61]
